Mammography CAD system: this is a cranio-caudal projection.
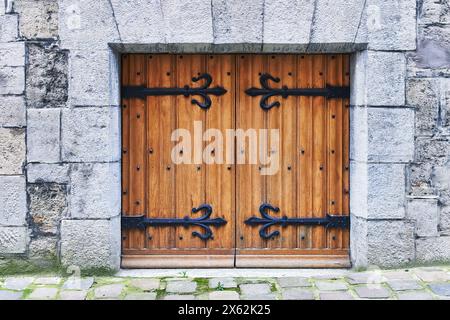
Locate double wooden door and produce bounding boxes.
[121,54,350,268]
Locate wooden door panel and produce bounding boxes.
[122,54,350,268]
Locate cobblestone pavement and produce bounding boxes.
[0,266,449,300]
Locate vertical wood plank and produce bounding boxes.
[128,54,147,250]
[205,54,235,250]
[236,54,266,250]
[266,55,297,249]
[147,54,176,249]
[175,54,206,249]
[342,54,351,250]
[121,54,130,250]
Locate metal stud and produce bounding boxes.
[320,164,324,171]
[148,148,153,154]
[287,166,292,171]
[137,113,141,119]
[135,200,140,205]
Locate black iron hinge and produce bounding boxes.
[122,204,227,240]
[245,203,349,240]
[122,73,227,109]
[245,73,350,110]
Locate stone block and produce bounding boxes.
[416,236,450,264]
[354,285,391,299]
[165,280,197,294]
[406,197,439,237]
[209,278,237,289]
[60,217,120,270]
[429,283,450,297]
[365,0,416,50]
[262,0,314,52]
[319,292,353,300]
[412,25,450,70]
[212,0,263,46]
[4,277,34,290]
[124,292,157,300]
[350,215,368,268]
[58,0,119,50]
[314,280,348,291]
[309,0,365,51]
[406,78,440,135]
[387,280,422,291]
[397,291,433,300]
[351,107,414,163]
[0,14,18,42]
[209,291,239,300]
[0,226,27,254]
[277,277,310,288]
[93,284,124,299]
[28,236,58,261]
[26,43,68,108]
[0,175,26,226]
[109,0,165,44]
[28,183,67,235]
[415,137,450,166]
[419,0,449,24]
[27,108,60,163]
[58,290,87,300]
[367,220,415,267]
[239,283,271,296]
[14,0,58,39]
[61,107,120,162]
[27,163,70,184]
[0,95,26,127]
[68,50,111,106]
[351,162,406,219]
[0,66,25,95]
[0,128,25,174]
[0,42,25,66]
[27,288,58,300]
[0,290,22,300]
[281,288,314,300]
[351,51,406,106]
[62,277,94,290]
[129,279,160,291]
[68,162,120,219]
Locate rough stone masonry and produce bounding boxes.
[0,0,449,271]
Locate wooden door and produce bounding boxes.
[121,54,350,268]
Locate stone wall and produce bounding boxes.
[0,0,449,271]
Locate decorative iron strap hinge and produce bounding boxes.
[245,203,349,240]
[122,73,227,109]
[121,204,226,240]
[245,73,350,110]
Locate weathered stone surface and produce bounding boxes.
[309,0,365,51]
[58,0,119,50]
[129,278,160,291]
[387,280,422,291]
[429,283,450,296]
[209,278,237,289]
[397,290,434,300]
[58,290,87,300]
[351,162,407,220]
[28,183,67,234]
[351,107,414,163]
[26,43,68,108]
[419,0,450,24]
[28,236,58,262]
[314,280,348,291]
[4,277,34,290]
[352,51,406,106]
[0,95,26,127]
[164,294,195,300]
[239,283,272,296]
[124,292,157,300]
[416,236,450,264]
[209,291,239,300]
[14,0,58,39]
[0,128,25,174]
[94,284,124,299]
[407,197,439,237]
[365,0,416,50]
[27,163,70,184]
[34,277,61,285]
[0,226,27,254]
[212,0,263,46]
[346,272,385,285]
[0,66,25,95]
[166,280,197,294]
[60,217,120,270]
[354,285,391,299]
[281,288,314,300]
[62,277,94,290]
[241,293,277,300]
[407,78,440,135]
[28,287,58,300]
[415,268,450,281]
[367,220,415,267]
[0,14,18,42]
[68,163,120,219]
[27,108,60,163]
[263,0,314,52]
[62,107,120,162]
[277,277,310,288]
[320,292,353,300]
[0,290,23,300]
[0,42,25,67]
[350,215,368,268]
[109,0,164,44]
[410,25,450,70]
[0,175,26,226]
